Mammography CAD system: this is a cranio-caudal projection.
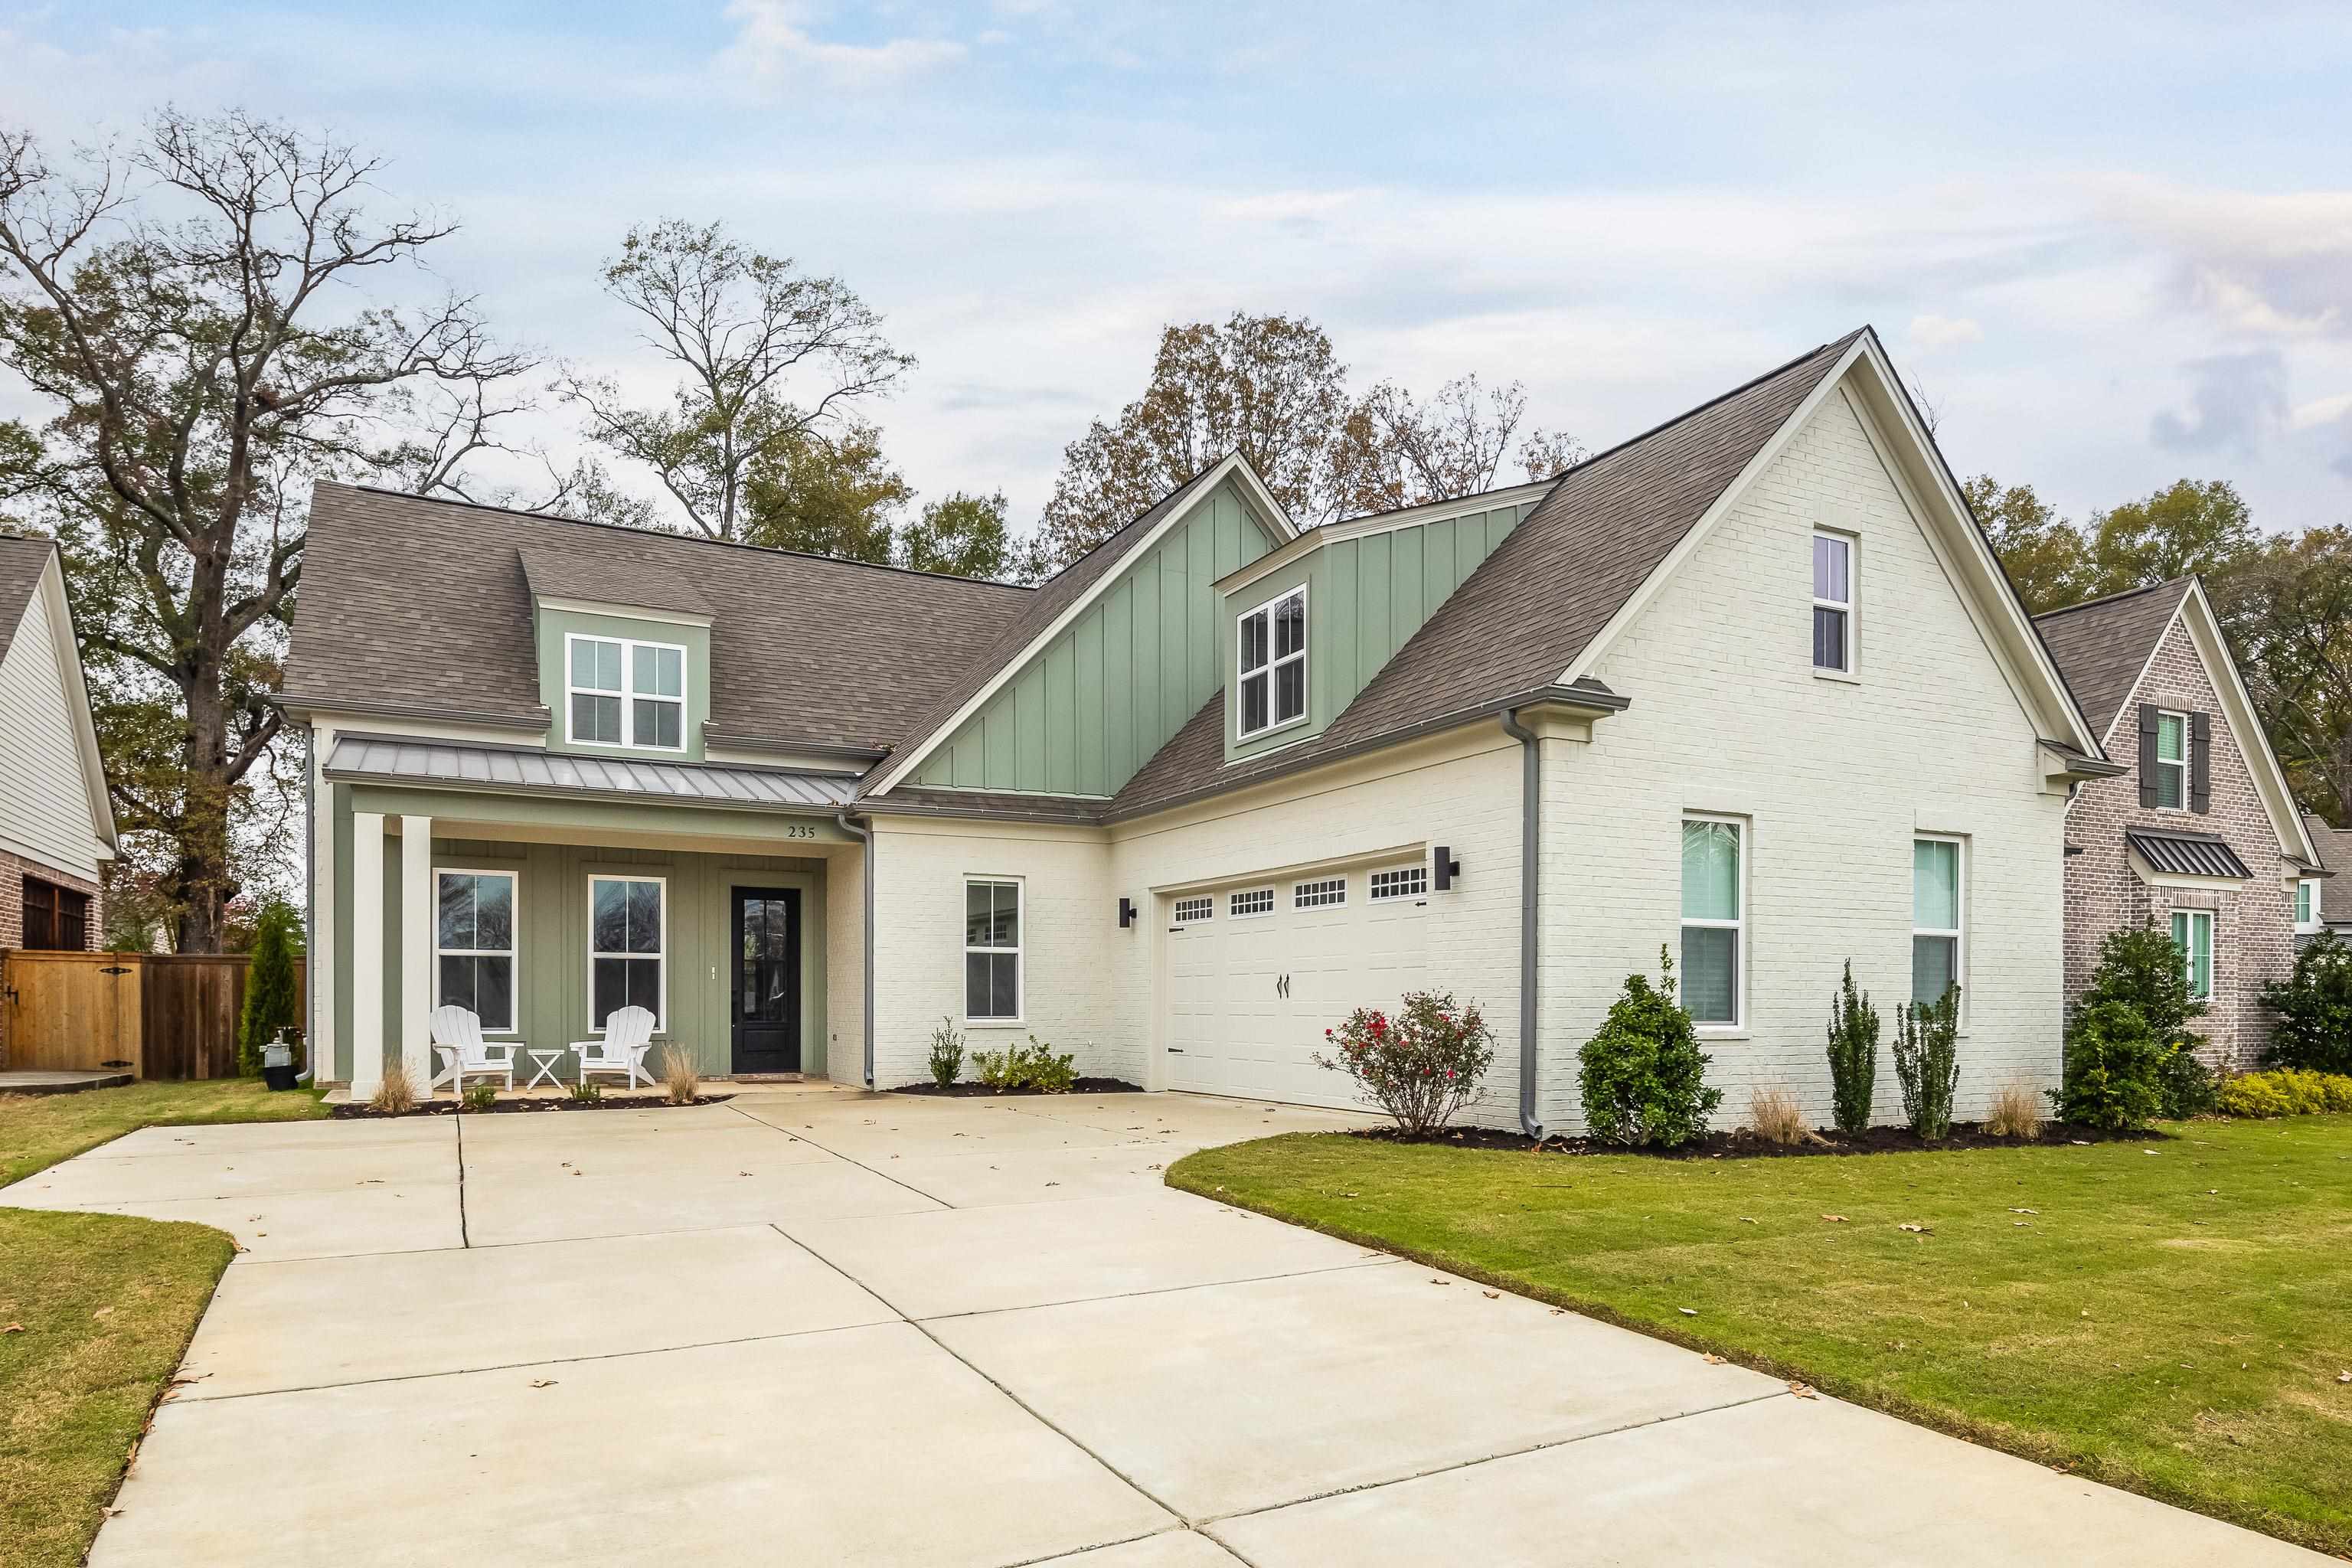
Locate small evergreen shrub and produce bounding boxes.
[568,1077,604,1104]
[2158,1046,2220,1119]
[2052,1000,2167,1131]
[237,898,303,1076]
[462,1079,499,1112]
[972,1043,1021,1090]
[1315,990,1495,1135]
[1577,949,1723,1148]
[926,1018,966,1088]
[2082,923,2206,1044]
[2215,1068,2352,1118]
[1824,962,1879,1135]
[1893,984,1962,1139]
[2259,932,2352,1076]
[1020,1036,1077,1093]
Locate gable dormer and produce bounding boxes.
[1214,482,1552,763]
[519,547,714,763]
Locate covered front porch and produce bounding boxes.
[319,745,868,1097]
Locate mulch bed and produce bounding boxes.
[331,1093,734,1119]
[888,1078,1143,1098]
[1356,1120,2166,1159]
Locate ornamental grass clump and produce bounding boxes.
[1576,949,1722,1148]
[1984,1081,2043,1139]
[1746,1086,1809,1146]
[1824,961,1879,1135]
[1893,984,1962,1140]
[660,1044,700,1104]
[1315,989,1495,1136]
[369,1061,416,1116]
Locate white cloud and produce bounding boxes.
[2090,174,2352,338]
[2292,392,2352,431]
[1908,313,1984,351]
[722,1,965,87]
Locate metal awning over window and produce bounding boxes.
[324,735,855,811]
[2125,827,2253,880]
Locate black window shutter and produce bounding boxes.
[2137,704,2159,808]
[2190,710,2213,813]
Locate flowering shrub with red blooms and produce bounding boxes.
[1313,989,1496,1135]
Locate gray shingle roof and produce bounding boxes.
[2301,813,2351,877]
[283,484,1032,751]
[517,544,710,617]
[2125,825,2253,880]
[0,532,55,667]
[323,734,855,810]
[1107,332,1861,819]
[862,461,1233,790]
[2033,580,2190,746]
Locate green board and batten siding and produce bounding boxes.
[913,477,1282,795]
[1224,495,1542,762]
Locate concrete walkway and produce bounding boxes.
[1,1086,2320,1566]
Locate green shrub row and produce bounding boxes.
[2215,1069,2352,1118]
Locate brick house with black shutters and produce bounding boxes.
[2037,577,2320,1068]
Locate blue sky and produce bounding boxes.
[5,1,2350,537]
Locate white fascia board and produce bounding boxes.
[2174,579,2317,865]
[38,554,118,851]
[531,596,714,629]
[869,453,1295,796]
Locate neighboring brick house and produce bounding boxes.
[2295,813,2352,949]
[2036,578,2318,1068]
[0,532,115,956]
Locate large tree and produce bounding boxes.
[1962,475,2089,615]
[0,111,530,950]
[2082,478,2259,600]
[739,422,910,562]
[561,220,914,541]
[2231,526,2352,822]
[901,490,1023,581]
[1034,312,1576,572]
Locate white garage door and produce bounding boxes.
[1165,866,1429,1109]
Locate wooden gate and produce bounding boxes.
[1,951,307,1078]
[0,951,144,1074]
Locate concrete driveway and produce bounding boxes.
[4,1086,2321,1566]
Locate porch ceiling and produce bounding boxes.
[325,734,857,811]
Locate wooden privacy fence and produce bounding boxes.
[0,950,305,1079]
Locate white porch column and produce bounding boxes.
[400,815,434,1096]
[350,812,385,1097]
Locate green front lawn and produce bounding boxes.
[1169,1116,2352,1556]
[1,1081,327,1568]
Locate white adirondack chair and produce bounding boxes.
[429,1004,516,1096]
[574,1004,656,1089]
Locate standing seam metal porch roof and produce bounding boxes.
[2125,827,2254,880]
[323,736,856,810]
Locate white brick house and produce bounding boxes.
[285,327,2113,1130]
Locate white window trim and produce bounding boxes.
[1811,529,1856,678]
[1681,813,1746,1033]
[1370,864,1429,903]
[564,632,689,754]
[2296,877,2322,934]
[1236,584,1309,741]
[433,867,519,1036]
[1912,835,1965,1021]
[963,875,1026,1027]
[1294,877,1348,910]
[2154,708,2190,812]
[2173,908,2214,1001]
[1172,895,1214,925]
[586,873,668,1033]
[1229,887,1276,919]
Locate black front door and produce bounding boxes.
[730,887,801,1073]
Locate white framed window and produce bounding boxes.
[1811,531,1853,674]
[2152,710,2189,810]
[1681,815,1743,1027]
[1370,864,1428,902]
[965,878,1023,1021]
[1294,877,1348,909]
[566,633,686,752]
[1172,895,1213,925]
[2296,878,2321,934]
[1230,887,1276,918]
[434,869,517,1034]
[1237,586,1308,739]
[2171,910,2213,1001]
[1912,837,1963,1008]
[588,874,665,1031]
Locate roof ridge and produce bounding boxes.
[333,482,1035,595]
[1024,455,1231,589]
[2032,577,2192,622]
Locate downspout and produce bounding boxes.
[297,724,318,1085]
[833,811,876,1088]
[1498,708,1543,1139]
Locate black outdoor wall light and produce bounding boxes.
[1433,846,1462,890]
[1118,896,1137,928]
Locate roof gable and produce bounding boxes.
[0,534,116,858]
[283,484,1031,751]
[2034,580,2192,744]
[0,532,50,666]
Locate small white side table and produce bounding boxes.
[524,1048,567,1089]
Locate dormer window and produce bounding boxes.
[1239,586,1307,739]
[567,633,686,752]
